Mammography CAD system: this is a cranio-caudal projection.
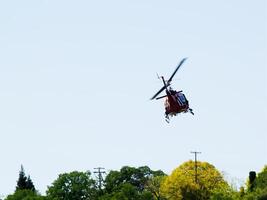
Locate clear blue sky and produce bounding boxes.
[0,0,266,196]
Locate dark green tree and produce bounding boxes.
[26,176,36,192]
[248,171,256,192]
[16,165,36,192]
[16,165,27,191]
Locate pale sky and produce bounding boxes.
[0,0,266,196]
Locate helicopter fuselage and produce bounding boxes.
[164,92,189,116]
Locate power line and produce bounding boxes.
[93,167,106,190]
[190,151,201,184]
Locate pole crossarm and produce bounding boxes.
[93,167,106,190]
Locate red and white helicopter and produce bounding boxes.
[150,58,194,122]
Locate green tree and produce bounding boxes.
[101,166,165,200]
[256,166,267,191]
[256,165,267,200]
[100,183,145,200]
[5,190,46,200]
[145,175,166,200]
[242,165,267,200]
[46,171,97,200]
[160,160,229,200]
[210,187,240,200]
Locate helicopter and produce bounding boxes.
[150,58,194,122]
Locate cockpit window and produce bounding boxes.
[176,93,187,105]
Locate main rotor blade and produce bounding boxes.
[155,94,168,100]
[150,85,166,100]
[150,83,170,100]
[167,57,187,83]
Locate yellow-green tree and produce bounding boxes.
[160,160,229,200]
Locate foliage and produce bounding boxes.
[160,160,229,200]
[25,176,36,192]
[5,190,46,200]
[248,171,257,192]
[46,171,97,200]
[242,166,267,200]
[211,166,267,200]
[16,166,35,192]
[145,175,167,200]
[241,188,267,200]
[102,166,165,199]
[256,166,267,191]
[5,163,267,200]
[16,166,27,191]
[99,183,154,200]
[210,187,240,200]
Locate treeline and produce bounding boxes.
[3,161,267,200]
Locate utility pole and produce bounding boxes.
[190,151,201,184]
[93,167,106,190]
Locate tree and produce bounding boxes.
[16,165,35,192]
[256,166,267,200]
[46,171,97,200]
[210,165,267,200]
[100,183,149,200]
[242,165,267,200]
[26,176,36,192]
[16,165,27,191]
[210,187,240,200]
[160,160,229,200]
[248,171,257,192]
[101,166,165,199]
[145,175,167,200]
[5,190,46,200]
[256,165,267,190]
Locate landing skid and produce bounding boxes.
[165,109,194,123]
[165,114,170,123]
[189,108,194,115]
